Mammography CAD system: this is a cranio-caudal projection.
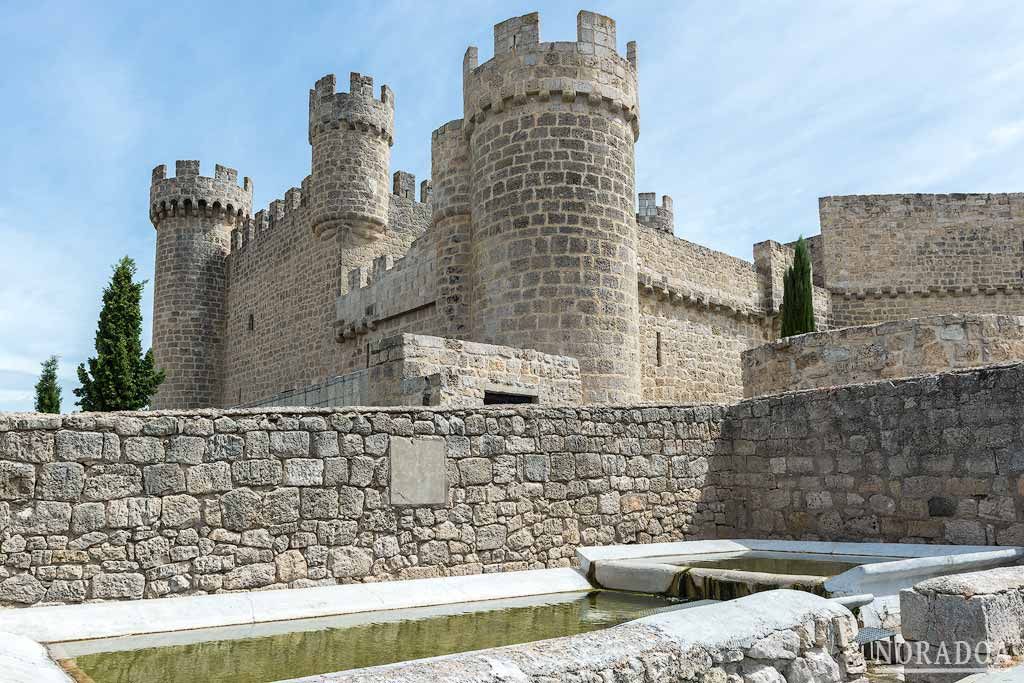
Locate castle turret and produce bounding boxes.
[431,119,472,338]
[308,72,394,241]
[150,161,252,409]
[462,11,642,403]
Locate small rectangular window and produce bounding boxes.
[656,331,663,367]
[248,313,255,332]
[483,391,537,405]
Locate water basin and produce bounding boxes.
[52,590,687,683]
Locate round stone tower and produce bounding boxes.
[150,160,252,409]
[307,72,394,241]
[463,11,642,403]
[431,118,473,338]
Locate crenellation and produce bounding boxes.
[149,9,1024,412]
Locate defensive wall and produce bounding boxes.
[742,313,1024,397]
[1,361,1023,607]
[818,193,1024,328]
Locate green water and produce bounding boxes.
[679,556,860,576]
[59,591,682,683]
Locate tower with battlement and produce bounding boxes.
[150,161,252,409]
[146,8,1022,412]
[460,11,643,403]
[307,72,394,242]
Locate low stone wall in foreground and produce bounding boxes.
[742,314,1024,397]
[0,405,721,607]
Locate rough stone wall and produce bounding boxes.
[820,193,1024,327]
[463,11,643,404]
[314,591,865,683]
[224,188,429,407]
[635,227,783,404]
[717,362,1024,545]
[150,162,252,410]
[753,239,832,326]
[743,314,1024,397]
[0,404,722,607]
[640,295,770,404]
[367,334,582,406]
[787,233,827,288]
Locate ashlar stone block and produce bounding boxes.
[389,436,446,506]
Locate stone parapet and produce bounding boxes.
[150,161,252,228]
[742,313,1024,397]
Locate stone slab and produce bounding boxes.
[389,436,446,506]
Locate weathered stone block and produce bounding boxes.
[328,546,371,578]
[0,574,44,604]
[55,431,104,461]
[166,436,206,465]
[143,464,185,495]
[300,488,338,519]
[283,459,324,486]
[161,494,201,528]
[221,488,263,531]
[0,461,35,500]
[185,462,232,494]
[223,563,275,590]
[263,487,300,524]
[91,573,145,600]
[124,437,165,464]
[232,459,283,486]
[38,462,84,501]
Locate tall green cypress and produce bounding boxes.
[74,257,165,411]
[780,236,816,337]
[34,355,62,413]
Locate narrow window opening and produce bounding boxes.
[656,331,663,367]
[484,391,537,405]
[365,342,371,369]
[247,313,255,332]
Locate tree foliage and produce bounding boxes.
[34,355,62,413]
[74,257,164,411]
[780,236,816,337]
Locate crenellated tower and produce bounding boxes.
[307,72,394,241]
[431,119,473,338]
[150,161,252,409]
[462,11,642,403]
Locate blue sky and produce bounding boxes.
[2,0,1024,412]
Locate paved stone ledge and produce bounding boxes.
[742,314,1024,397]
[291,590,865,682]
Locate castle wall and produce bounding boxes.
[0,403,721,606]
[716,362,1024,545]
[5,361,1024,607]
[367,334,582,406]
[223,190,429,408]
[150,162,252,410]
[820,193,1024,327]
[742,313,1024,397]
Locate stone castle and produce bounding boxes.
[149,10,1024,411]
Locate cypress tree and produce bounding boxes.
[74,257,165,411]
[34,355,62,414]
[780,236,816,337]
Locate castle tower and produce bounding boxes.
[307,72,394,241]
[462,11,642,403]
[150,161,252,409]
[431,119,473,338]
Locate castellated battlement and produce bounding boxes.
[308,72,394,145]
[462,10,640,140]
[637,192,674,234]
[150,160,253,228]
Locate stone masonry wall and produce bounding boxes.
[742,314,1024,397]
[820,193,1024,327]
[224,187,430,407]
[717,362,1024,545]
[0,404,722,607]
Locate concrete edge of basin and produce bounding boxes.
[0,566,593,644]
[0,631,73,683]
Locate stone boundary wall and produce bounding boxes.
[718,362,1024,545]
[901,567,1024,681]
[306,590,864,683]
[367,334,582,406]
[742,314,1024,397]
[0,404,722,607]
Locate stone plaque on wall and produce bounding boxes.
[389,436,447,506]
